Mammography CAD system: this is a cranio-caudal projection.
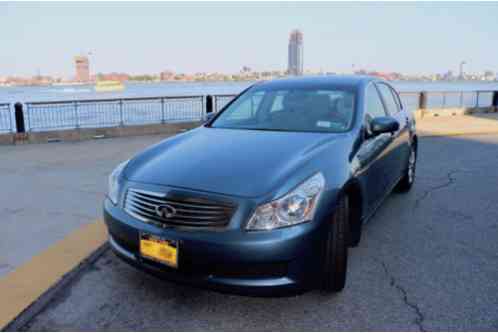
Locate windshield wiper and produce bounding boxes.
[212,126,304,132]
[242,128,293,132]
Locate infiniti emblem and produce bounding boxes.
[155,204,177,219]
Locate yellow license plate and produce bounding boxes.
[140,234,178,268]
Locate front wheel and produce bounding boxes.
[395,144,417,192]
[321,195,349,293]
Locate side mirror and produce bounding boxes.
[370,116,399,136]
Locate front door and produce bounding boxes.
[375,82,410,185]
[355,83,396,216]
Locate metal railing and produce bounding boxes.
[0,103,12,133]
[399,90,495,111]
[428,91,494,108]
[25,96,204,132]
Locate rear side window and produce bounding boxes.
[376,83,400,114]
[270,91,287,112]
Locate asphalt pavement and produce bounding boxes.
[20,134,498,331]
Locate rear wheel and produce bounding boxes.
[321,195,349,293]
[395,144,417,192]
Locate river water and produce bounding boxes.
[1,80,498,104]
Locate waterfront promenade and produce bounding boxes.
[1,114,498,330]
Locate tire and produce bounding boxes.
[395,144,417,193]
[321,195,350,293]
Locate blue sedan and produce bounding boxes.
[104,75,417,295]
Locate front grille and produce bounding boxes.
[124,188,235,228]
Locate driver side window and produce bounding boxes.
[364,84,387,135]
[365,84,387,121]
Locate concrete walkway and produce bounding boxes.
[417,112,498,137]
[0,134,168,278]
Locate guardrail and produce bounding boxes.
[25,96,204,132]
[0,103,12,133]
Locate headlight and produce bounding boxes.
[246,172,325,231]
[108,160,129,205]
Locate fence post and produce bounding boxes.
[419,92,427,118]
[201,96,205,120]
[74,101,79,129]
[442,93,446,108]
[206,95,213,115]
[119,99,124,126]
[459,92,464,108]
[160,98,165,124]
[492,91,498,112]
[14,102,25,133]
[8,104,13,133]
[475,92,480,108]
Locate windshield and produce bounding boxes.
[211,86,356,133]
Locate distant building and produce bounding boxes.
[160,70,175,81]
[288,30,304,76]
[74,55,90,82]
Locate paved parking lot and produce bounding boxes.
[20,134,498,331]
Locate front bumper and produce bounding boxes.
[104,195,328,296]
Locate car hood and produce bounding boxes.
[125,126,347,198]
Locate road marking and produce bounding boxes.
[0,220,107,329]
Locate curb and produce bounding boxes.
[2,244,109,332]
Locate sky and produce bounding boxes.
[1,2,497,78]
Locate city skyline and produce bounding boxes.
[1,2,498,78]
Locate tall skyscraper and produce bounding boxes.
[288,30,304,76]
[74,55,90,82]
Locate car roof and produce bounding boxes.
[255,75,379,90]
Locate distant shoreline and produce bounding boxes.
[1,78,497,89]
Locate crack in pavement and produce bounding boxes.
[413,170,461,210]
[377,259,427,332]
